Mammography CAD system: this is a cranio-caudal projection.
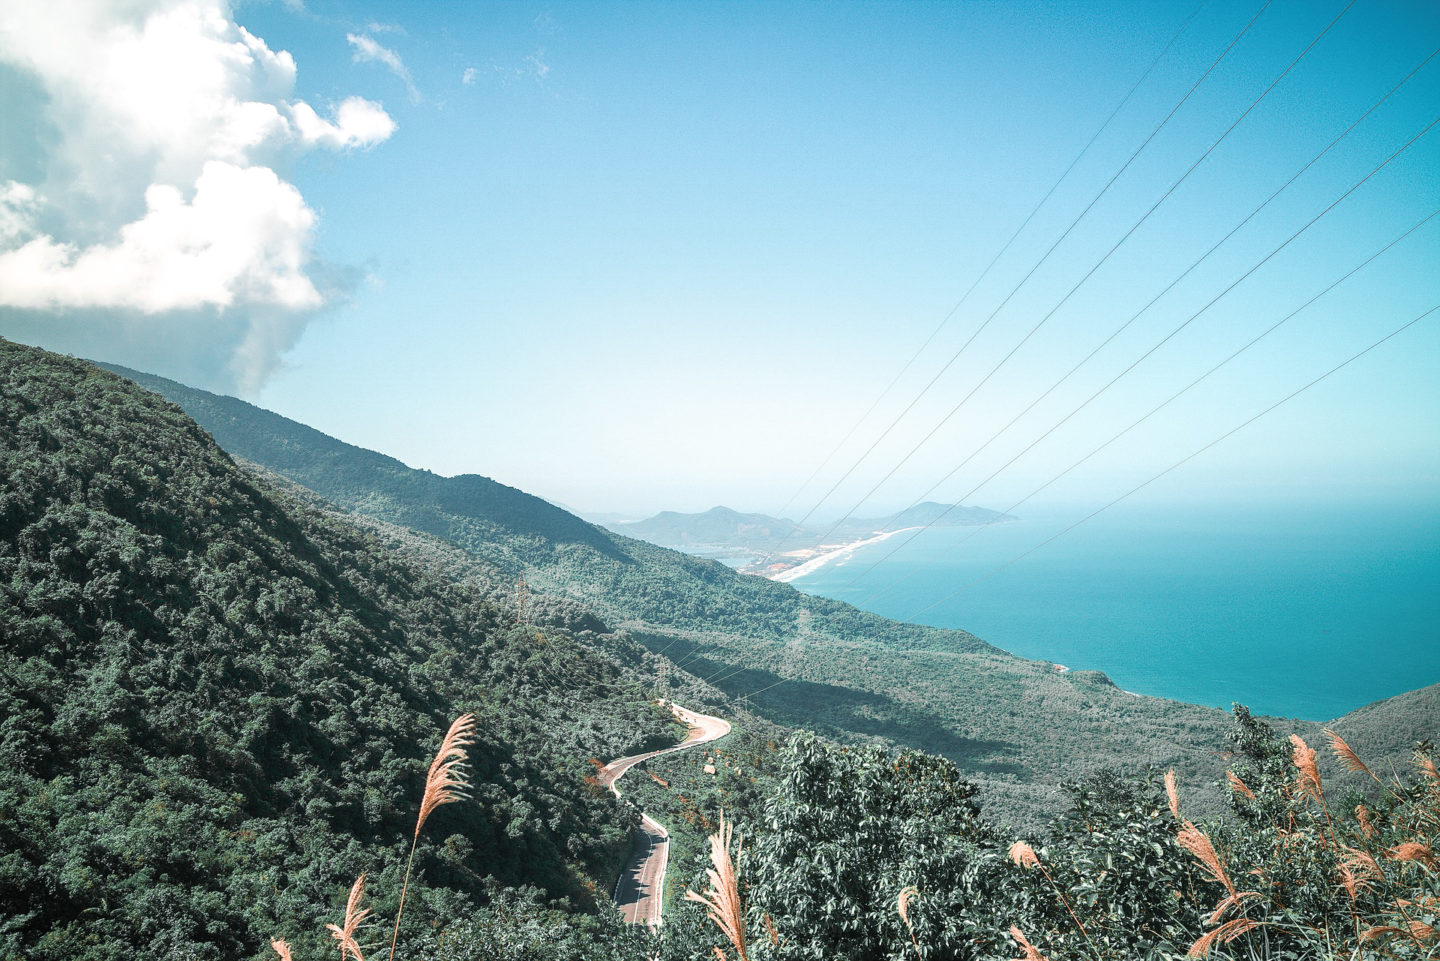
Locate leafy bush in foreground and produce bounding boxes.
[672,710,1437,961]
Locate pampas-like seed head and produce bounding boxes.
[1357,804,1377,838]
[1177,821,1237,899]
[1290,734,1324,804]
[684,812,748,961]
[1226,771,1255,800]
[1387,842,1436,869]
[1165,769,1180,821]
[270,939,294,961]
[1009,841,1039,869]
[897,885,919,928]
[326,873,372,961]
[1325,728,1379,783]
[1008,925,1050,961]
[1188,918,1260,956]
[416,714,477,840]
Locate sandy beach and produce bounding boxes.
[767,527,921,583]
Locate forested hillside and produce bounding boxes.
[0,342,673,959]
[96,362,1437,825]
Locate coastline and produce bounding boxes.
[767,527,921,583]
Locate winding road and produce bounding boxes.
[600,701,731,927]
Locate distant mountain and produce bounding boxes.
[608,506,809,557]
[857,501,1014,532]
[94,359,1434,826]
[608,501,1014,571]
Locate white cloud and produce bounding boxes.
[525,50,551,82]
[0,162,320,313]
[347,32,418,100]
[462,66,477,85]
[0,182,39,242]
[291,96,396,149]
[0,0,395,392]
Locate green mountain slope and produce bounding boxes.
[94,361,1435,825]
[1,342,671,959]
[608,502,1013,560]
[612,506,805,549]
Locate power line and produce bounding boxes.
[799,0,1357,555]
[906,301,1440,622]
[758,0,1274,554]
[841,48,1440,589]
[768,0,1211,522]
[861,204,1440,606]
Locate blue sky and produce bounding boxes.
[2,0,1437,521]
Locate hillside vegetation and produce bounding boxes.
[0,341,673,959]
[98,362,1437,826]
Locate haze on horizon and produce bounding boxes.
[2,0,1437,526]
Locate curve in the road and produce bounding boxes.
[599,701,731,927]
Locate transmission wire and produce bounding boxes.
[768,0,1210,522]
[800,0,1357,556]
[862,204,1440,606]
[755,0,1274,560]
[907,301,1440,621]
[842,48,1440,589]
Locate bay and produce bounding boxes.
[788,500,1440,721]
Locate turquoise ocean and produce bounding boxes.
[788,501,1440,722]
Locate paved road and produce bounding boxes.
[600,702,730,927]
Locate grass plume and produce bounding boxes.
[897,885,921,960]
[1008,924,1050,961]
[390,714,477,961]
[685,812,748,961]
[327,873,371,961]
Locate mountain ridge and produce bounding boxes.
[91,357,1438,825]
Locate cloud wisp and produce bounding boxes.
[0,0,395,392]
[348,31,419,101]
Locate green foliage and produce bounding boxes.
[0,341,674,958]
[665,711,1438,961]
[92,360,1377,830]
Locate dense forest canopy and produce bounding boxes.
[97,361,1439,827]
[0,341,676,959]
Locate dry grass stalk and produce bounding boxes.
[1008,840,1093,948]
[1177,822,1238,900]
[1008,925,1051,961]
[390,714,477,961]
[1325,729,1379,783]
[1008,841,1039,869]
[327,873,372,961]
[897,885,922,960]
[1187,917,1259,957]
[684,812,748,961]
[1290,735,1325,805]
[1226,771,1255,800]
[416,714,478,839]
[1361,924,1402,941]
[1357,804,1377,838]
[1386,842,1436,869]
[763,912,780,948]
[1166,769,1181,821]
[270,939,294,961]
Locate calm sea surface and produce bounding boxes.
[788,501,1440,721]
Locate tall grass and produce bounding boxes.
[685,812,749,961]
[268,713,476,961]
